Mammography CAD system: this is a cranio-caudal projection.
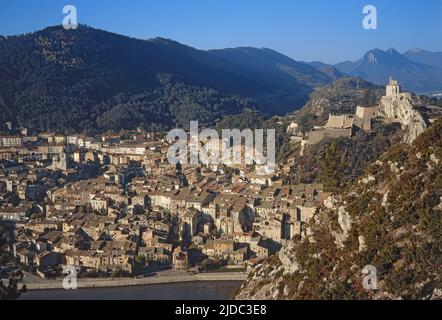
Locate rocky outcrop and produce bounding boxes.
[236,242,300,300]
[381,94,427,144]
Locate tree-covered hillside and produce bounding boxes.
[0,25,333,133]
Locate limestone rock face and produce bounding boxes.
[278,242,299,274]
[381,95,427,144]
[358,235,367,252]
[235,242,300,300]
[323,195,338,210]
[338,206,352,237]
[313,97,331,117]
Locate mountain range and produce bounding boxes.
[334,48,442,94]
[0,25,441,133]
[404,48,442,69]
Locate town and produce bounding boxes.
[0,120,325,280]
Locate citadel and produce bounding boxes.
[288,78,428,153]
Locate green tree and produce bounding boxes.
[319,142,346,191]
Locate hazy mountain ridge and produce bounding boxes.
[208,47,335,113]
[209,47,332,88]
[334,48,442,94]
[304,61,343,81]
[404,48,442,69]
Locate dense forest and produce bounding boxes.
[91,76,256,132]
[0,25,336,134]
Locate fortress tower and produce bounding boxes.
[381,78,411,119]
[386,77,400,96]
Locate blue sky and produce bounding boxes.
[0,0,441,64]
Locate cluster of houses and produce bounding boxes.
[0,124,326,278]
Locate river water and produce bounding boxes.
[20,281,242,300]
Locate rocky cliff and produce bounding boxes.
[381,94,427,144]
[236,118,442,300]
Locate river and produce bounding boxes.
[20,281,242,300]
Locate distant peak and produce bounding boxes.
[365,48,401,56]
[367,48,383,54]
[386,48,400,55]
[406,48,427,54]
[364,50,381,63]
[362,48,406,64]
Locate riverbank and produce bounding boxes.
[22,271,248,290]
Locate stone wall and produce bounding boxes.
[308,128,353,145]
